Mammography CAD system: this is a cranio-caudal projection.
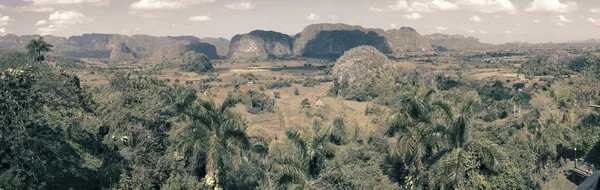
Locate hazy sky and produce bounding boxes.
[1,0,599,44]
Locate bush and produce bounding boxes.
[301,98,310,108]
[274,91,281,99]
[294,87,300,96]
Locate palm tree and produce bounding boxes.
[429,97,508,189]
[268,123,332,189]
[387,87,452,186]
[429,140,502,189]
[26,37,54,63]
[175,94,250,189]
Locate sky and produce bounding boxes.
[0,0,599,44]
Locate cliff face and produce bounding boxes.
[292,23,432,58]
[386,27,433,53]
[0,34,220,61]
[228,30,293,61]
[425,33,492,51]
[200,37,230,57]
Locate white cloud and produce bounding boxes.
[368,7,384,12]
[588,18,600,26]
[24,0,110,6]
[130,0,185,10]
[0,4,54,12]
[306,13,319,21]
[188,15,211,22]
[35,11,93,35]
[35,20,47,26]
[591,8,600,13]
[327,15,338,19]
[457,0,516,14]
[411,2,432,12]
[388,0,410,11]
[404,12,422,20]
[555,15,571,26]
[428,0,459,11]
[525,0,577,13]
[0,14,12,27]
[436,26,449,31]
[504,30,512,34]
[390,24,397,28]
[467,29,486,34]
[225,1,255,10]
[533,19,541,23]
[470,15,482,22]
[0,27,6,35]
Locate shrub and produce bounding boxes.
[301,98,310,108]
[274,91,281,99]
[294,87,300,96]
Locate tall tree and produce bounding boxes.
[387,87,452,187]
[26,37,53,63]
[268,122,332,189]
[175,94,250,189]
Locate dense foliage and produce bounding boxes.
[2,42,600,189]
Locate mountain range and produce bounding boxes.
[3,23,600,62]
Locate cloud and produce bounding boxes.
[306,13,319,21]
[390,24,397,28]
[388,0,410,11]
[225,1,255,10]
[525,0,577,13]
[404,12,422,20]
[24,0,110,6]
[130,0,185,10]
[411,2,432,12]
[591,8,600,13]
[36,11,93,35]
[368,7,384,12]
[35,20,47,26]
[428,0,459,11]
[555,15,571,26]
[0,27,6,35]
[188,15,211,22]
[457,0,516,14]
[0,4,54,12]
[0,14,12,27]
[504,30,512,34]
[467,30,487,34]
[327,15,338,19]
[436,26,449,31]
[588,18,600,26]
[470,15,482,22]
[533,19,541,23]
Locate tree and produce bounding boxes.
[26,37,53,63]
[268,123,332,189]
[176,94,250,189]
[301,98,311,108]
[386,87,452,187]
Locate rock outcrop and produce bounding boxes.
[0,33,220,61]
[292,23,432,58]
[332,46,394,101]
[425,33,492,51]
[228,30,293,61]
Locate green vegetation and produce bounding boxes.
[2,40,600,190]
[180,52,213,73]
[26,37,54,62]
